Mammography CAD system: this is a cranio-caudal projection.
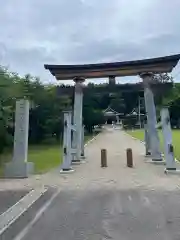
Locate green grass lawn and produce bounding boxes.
[0,144,62,175]
[127,129,180,160]
[0,133,96,175]
[29,145,62,174]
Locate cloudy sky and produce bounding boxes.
[0,0,180,84]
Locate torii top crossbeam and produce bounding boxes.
[44,54,180,80]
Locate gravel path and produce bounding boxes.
[0,126,180,191]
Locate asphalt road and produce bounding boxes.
[20,188,180,240]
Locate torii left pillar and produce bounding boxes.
[72,77,85,163]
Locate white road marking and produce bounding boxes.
[13,189,60,240]
[0,187,47,236]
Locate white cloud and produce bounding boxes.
[0,0,180,84]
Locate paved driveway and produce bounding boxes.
[21,188,180,240]
[3,127,180,239]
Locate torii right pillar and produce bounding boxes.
[140,73,162,161]
[72,77,85,163]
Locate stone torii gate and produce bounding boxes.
[45,54,180,165]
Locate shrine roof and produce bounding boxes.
[103,107,122,116]
[44,54,180,80]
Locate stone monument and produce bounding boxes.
[5,99,34,178]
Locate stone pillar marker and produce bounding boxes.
[116,115,120,125]
[5,99,34,178]
[72,77,85,163]
[60,111,74,173]
[140,73,162,161]
[161,108,177,172]
[144,123,151,157]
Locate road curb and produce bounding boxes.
[13,188,60,240]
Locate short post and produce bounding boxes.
[101,149,107,168]
[126,148,133,168]
[161,108,177,172]
[60,111,74,173]
[4,99,34,178]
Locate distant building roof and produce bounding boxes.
[103,107,123,116]
[126,110,145,117]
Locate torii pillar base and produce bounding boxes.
[164,168,180,175]
[60,168,75,174]
[71,159,81,165]
[81,155,86,160]
[5,162,34,179]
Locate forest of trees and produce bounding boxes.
[0,66,180,154]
